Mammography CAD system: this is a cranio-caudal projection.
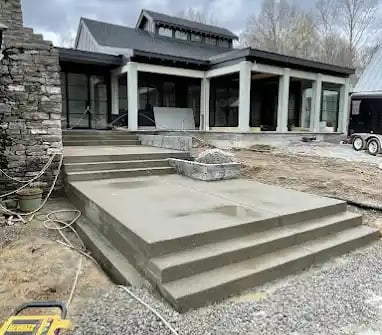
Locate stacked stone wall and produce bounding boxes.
[0,0,62,193]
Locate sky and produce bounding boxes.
[20,0,315,47]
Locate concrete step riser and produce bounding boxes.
[65,167,175,182]
[64,160,169,173]
[149,202,347,257]
[165,231,378,312]
[63,140,141,146]
[66,183,151,267]
[64,153,190,164]
[63,135,139,141]
[152,215,362,283]
[63,131,127,136]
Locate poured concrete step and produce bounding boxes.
[65,166,175,182]
[63,139,141,146]
[64,152,190,164]
[63,130,129,136]
[75,218,143,287]
[63,135,139,141]
[149,211,362,283]
[161,225,379,312]
[64,159,169,173]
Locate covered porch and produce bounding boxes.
[58,48,353,135]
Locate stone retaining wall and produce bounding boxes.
[0,0,62,193]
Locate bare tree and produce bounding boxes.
[338,0,378,64]
[178,8,217,25]
[242,0,318,59]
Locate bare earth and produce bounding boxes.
[0,198,112,322]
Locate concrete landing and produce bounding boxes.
[70,175,345,245]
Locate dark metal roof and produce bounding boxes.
[57,47,124,67]
[209,48,355,76]
[138,9,238,40]
[81,17,230,61]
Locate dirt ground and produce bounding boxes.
[235,145,382,229]
[0,198,112,322]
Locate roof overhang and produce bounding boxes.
[210,48,355,77]
[352,91,382,99]
[57,48,124,67]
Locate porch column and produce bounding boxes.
[310,74,322,132]
[127,62,138,131]
[276,68,290,132]
[111,74,119,116]
[338,78,350,133]
[238,61,252,132]
[200,77,210,131]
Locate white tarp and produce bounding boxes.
[153,107,196,130]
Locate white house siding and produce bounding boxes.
[76,22,100,52]
[354,47,382,94]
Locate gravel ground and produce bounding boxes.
[71,240,382,335]
[277,141,382,166]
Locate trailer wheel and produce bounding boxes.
[367,139,381,156]
[352,136,365,151]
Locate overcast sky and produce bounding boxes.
[20,0,317,46]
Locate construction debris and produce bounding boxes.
[195,149,236,164]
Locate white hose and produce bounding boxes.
[118,286,180,335]
[1,143,181,333]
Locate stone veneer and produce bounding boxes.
[0,0,62,193]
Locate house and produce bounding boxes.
[349,48,382,135]
[57,9,354,141]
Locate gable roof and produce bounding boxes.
[80,17,230,61]
[137,9,238,40]
[353,47,382,94]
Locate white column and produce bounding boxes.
[310,74,322,132]
[238,61,252,132]
[338,78,350,133]
[200,77,210,131]
[277,68,290,132]
[111,74,119,116]
[127,62,138,131]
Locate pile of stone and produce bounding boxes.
[195,149,236,164]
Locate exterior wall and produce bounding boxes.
[76,22,100,52]
[0,0,63,193]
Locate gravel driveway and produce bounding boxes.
[277,141,382,166]
[71,240,382,335]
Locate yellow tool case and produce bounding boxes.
[0,302,72,335]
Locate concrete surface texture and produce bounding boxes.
[66,173,379,311]
[169,159,241,181]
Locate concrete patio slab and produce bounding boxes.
[70,174,345,244]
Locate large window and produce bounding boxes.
[158,27,173,37]
[321,83,341,132]
[210,73,239,127]
[66,73,89,128]
[205,36,217,46]
[191,33,202,42]
[175,30,188,40]
[163,82,176,107]
[219,39,229,48]
[188,85,201,128]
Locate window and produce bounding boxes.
[219,39,229,48]
[205,36,217,46]
[175,30,188,40]
[320,83,341,132]
[158,27,173,37]
[191,33,202,42]
[163,82,176,107]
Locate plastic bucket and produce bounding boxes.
[17,188,43,212]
